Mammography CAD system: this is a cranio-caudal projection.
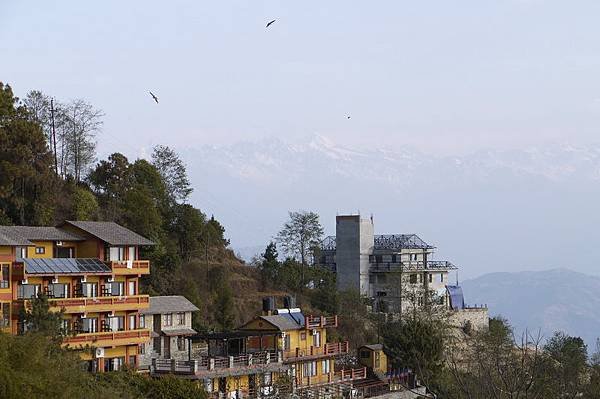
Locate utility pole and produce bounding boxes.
[50,98,58,175]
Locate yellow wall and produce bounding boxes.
[359,348,387,374]
[28,241,53,259]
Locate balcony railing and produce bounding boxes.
[110,260,150,275]
[62,328,150,347]
[370,260,457,272]
[286,341,349,361]
[152,351,284,375]
[46,294,150,313]
[305,315,338,329]
[299,367,368,388]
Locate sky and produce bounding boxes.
[4,1,600,279]
[3,0,600,158]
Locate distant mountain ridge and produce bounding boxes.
[462,269,600,347]
[181,135,600,278]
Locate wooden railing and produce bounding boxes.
[110,260,150,274]
[305,315,338,329]
[152,351,284,374]
[47,294,149,312]
[287,341,349,360]
[63,328,150,346]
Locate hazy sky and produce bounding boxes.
[3,1,600,158]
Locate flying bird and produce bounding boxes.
[149,91,159,104]
[266,19,276,28]
[347,116,351,119]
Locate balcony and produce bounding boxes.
[46,294,150,314]
[62,328,150,348]
[110,260,150,275]
[305,315,338,329]
[370,260,457,272]
[298,367,368,388]
[285,341,349,362]
[152,351,287,378]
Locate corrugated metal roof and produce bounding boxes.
[63,221,155,246]
[7,226,85,242]
[141,296,199,315]
[259,313,305,331]
[21,257,112,275]
[0,227,34,246]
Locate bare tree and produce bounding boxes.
[60,99,103,182]
[276,210,324,266]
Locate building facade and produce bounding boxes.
[139,295,199,369]
[0,221,154,372]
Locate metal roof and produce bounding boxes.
[5,226,85,242]
[20,257,112,275]
[161,328,197,337]
[374,234,434,250]
[141,296,199,315]
[63,221,155,246]
[0,227,34,246]
[320,233,434,251]
[258,313,305,331]
[360,344,383,351]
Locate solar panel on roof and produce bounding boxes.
[22,258,111,275]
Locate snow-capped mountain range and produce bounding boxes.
[181,134,600,278]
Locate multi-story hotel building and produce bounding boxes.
[0,221,154,372]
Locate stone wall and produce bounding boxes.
[449,307,489,332]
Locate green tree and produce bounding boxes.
[210,267,235,331]
[0,82,55,225]
[544,332,588,398]
[71,185,99,220]
[151,145,192,204]
[21,293,65,341]
[258,242,280,290]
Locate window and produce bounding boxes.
[322,360,330,374]
[128,246,136,260]
[312,331,321,348]
[18,284,40,299]
[360,350,370,359]
[375,352,381,368]
[49,283,68,298]
[109,247,125,261]
[428,274,433,283]
[164,313,173,326]
[128,281,136,296]
[0,302,10,328]
[108,316,125,331]
[177,336,186,351]
[35,247,45,254]
[104,357,125,372]
[284,334,291,351]
[378,274,387,284]
[128,355,136,367]
[264,372,272,385]
[139,315,146,328]
[300,332,306,341]
[16,246,27,259]
[110,282,125,296]
[375,255,382,263]
[440,273,444,283]
[139,344,146,355]
[177,312,186,325]
[82,283,97,298]
[409,274,417,284]
[60,319,70,333]
[129,314,137,330]
[0,264,9,289]
[303,361,317,377]
[81,317,98,333]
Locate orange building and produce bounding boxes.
[0,221,154,372]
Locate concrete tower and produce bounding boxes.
[335,215,374,295]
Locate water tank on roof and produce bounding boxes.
[262,296,275,314]
[283,295,296,309]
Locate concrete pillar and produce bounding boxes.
[229,356,234,368]
[209,358,215,370]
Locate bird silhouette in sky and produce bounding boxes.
[149,91,159,104]
[266,19,276,28]
[347,115,351,119]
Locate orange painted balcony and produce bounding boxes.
[305,315,338,329]
[285,341,349,362]
[46,294,149,314]
[63,328,151,348]
[110,260,150,275]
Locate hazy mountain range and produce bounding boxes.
[181,134,600,278]
[462,269,600,348]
